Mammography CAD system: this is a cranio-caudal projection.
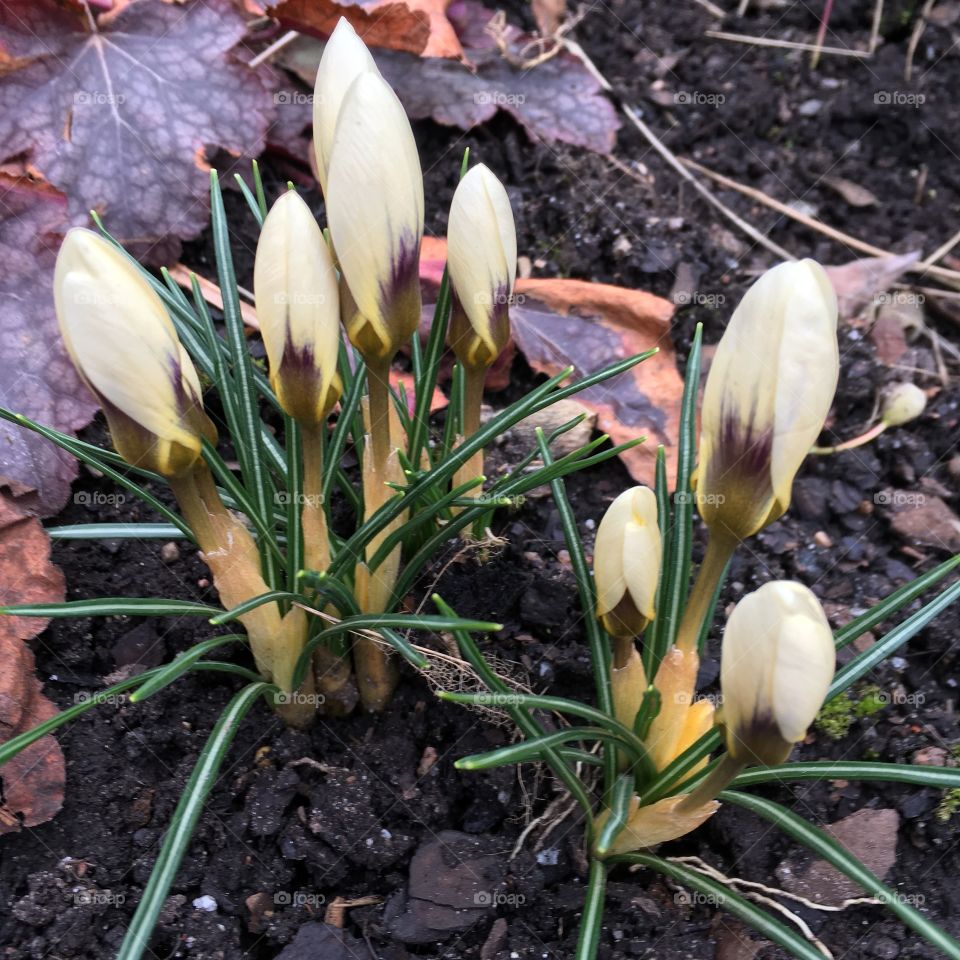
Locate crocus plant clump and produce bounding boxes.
[1,20,959,960]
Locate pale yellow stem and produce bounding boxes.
[675,530,736,654]
[675,753,746,814]
[452,364,487,503]
[301,425,331,574]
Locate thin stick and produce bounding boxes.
[737,0,750,15]
[621,106,793,260]
[810,0,836,69]
[248,29,300,69]
[691,0,726,17]
[905,0,936,81]
[680,157,960,286]
[868,0,884,53]
[917,225,960,271]
[706,29,872,58]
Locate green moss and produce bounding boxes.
[854,685,886,718]
[816,692,857,740]
[936,788,960,822]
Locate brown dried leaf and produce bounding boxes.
[510,278,679,484]
[0,0,277,262]
[0,494,66,834]
[268,0,462,58]
[821,176,878,208]
[280,1,619,155]
[419,238,680,483]
[824,251,921,321]
[0,175,98,516]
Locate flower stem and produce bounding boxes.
[675,753,745,813]
[675,530,736,654]
[452,364,487,503]
[366,355,393,477]
[810,421,887,455]
[300,425,330,575]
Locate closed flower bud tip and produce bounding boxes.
[881,382,926,427]
[54,228,215,477]
[697,259,839,542]
[447,164,517,370]
[312,17,380,197]
[254,191,342,427]
[720,581,835,766]
[326,71,424,362]
[594,486,661,639]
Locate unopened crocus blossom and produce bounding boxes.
[719,581,835,766]
[312,17,380,196]
[254,190,342,427]
[447,163,517,371]
[54,228,215,478]
[594,486,661,643]
[882,382,926,427]
[325,71,424,364]
[697,259,839,543]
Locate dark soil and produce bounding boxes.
[3,2,960,958]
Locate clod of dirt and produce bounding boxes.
[274,921,364,959]
[110,623,165,670]
[777,808,900,905]
[308,769,415,869]
[886,494,960,552]
[384,831,505,944]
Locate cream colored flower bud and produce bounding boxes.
[254,191,342,427]
[594,486,661,638]
[326,71,424,362]
[697,260,839,541]
[447,164,517,370]
[312,17,381,196]
[720,581,835,766]
[54,228,215,478]
[881,382,926,427]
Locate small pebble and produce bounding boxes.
[192,895,217,912]
[160,541,180,563]
[813,530,833,548]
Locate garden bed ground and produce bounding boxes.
[2,1,959,957]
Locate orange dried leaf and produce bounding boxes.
[0,494,66,834]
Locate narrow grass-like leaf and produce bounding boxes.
[0,409,191,537]
[129,634,247,702]
[536,428,618,800]
[0,599,219,618]
[117,682,272,960]
[642,727,722,805]
[834,554,960,650]
[0,661,261,767]
[440,691,655,782]
[47,523,185,540]
[618,852,827,960]
[457,727,638,770]
[657,324,702,663]
[434,596,596,831]
[322,354,365,516]
[574,859,608,960]
[733,761,960,789]
[332,352,656,579]
[830,578,960,698]
[593,774,636,857]
[209,591,303,625]
[209,171,278,588]
[646,445,672,676]
[722,790,960,959]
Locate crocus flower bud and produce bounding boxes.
[447,164,517,370]
[719,581,835,766]
[881,382,926,427]
[54,228,215,478]
[325,71,424,361]
[254,191,342,427]
[697,260,839,541]
[312,17,380,196]
[594,486,662,638]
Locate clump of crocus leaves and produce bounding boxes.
[442,261,960,960]
[0,19,648,960]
